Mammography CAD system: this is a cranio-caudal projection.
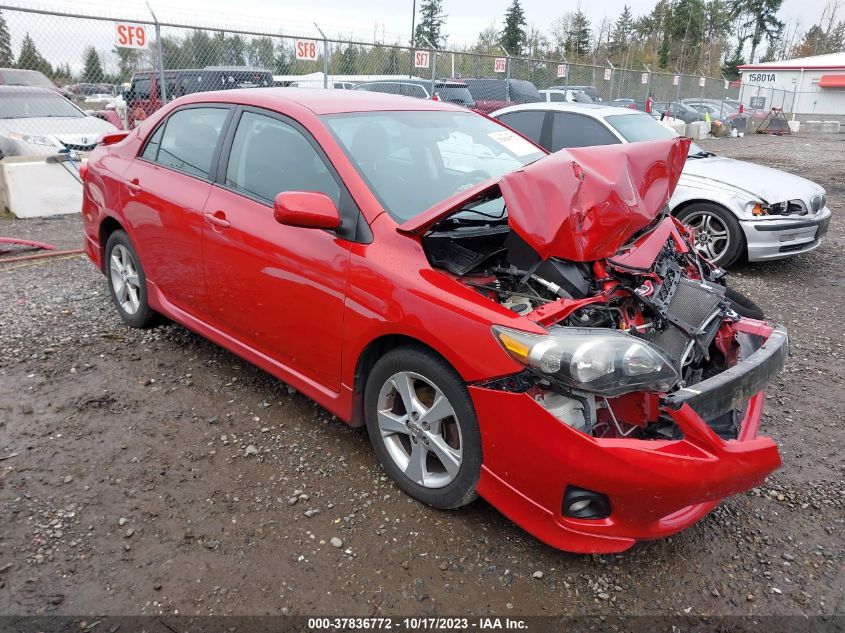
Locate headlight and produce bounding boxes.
[493,326,679,396]
[7,132,57,147]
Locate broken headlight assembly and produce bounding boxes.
[493,326,679,397]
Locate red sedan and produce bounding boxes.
[80,89,786,553]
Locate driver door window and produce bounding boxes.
[550,112,620,150]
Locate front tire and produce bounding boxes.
[676,203,744,267]
[105,230,157,328]
[364,346,482,509]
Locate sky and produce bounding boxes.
[2,0,834,74]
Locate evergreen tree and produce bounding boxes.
[0,11,13,67]
[564,10,591,59]
[82,47,105,83]
[414,0,447,48]
[17,33,52,76]
[610,5,633,58]
[501,0,527,55]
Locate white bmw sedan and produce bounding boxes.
[490,102,831,267]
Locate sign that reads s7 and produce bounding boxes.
[295,40,319,61]
[115,23,148,49]
[747,72,777,82]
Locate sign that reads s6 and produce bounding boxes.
[115,23,148,49]
[414,51,430,69]
[295,40,319,61]
[494,57,507,73]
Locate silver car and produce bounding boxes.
[490,102,831,266]
[0,86,117,158]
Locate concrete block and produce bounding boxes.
[0,156,83,218]
[659,119,686,135]
[787,120,800,133]
[822,120,841,134]
[802,120,840,133]
[685,121,709,139]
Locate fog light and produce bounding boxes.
[562,486,611,519]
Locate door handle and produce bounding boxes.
[126,178,141,195]
[203,211,230,229]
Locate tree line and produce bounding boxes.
[413,0,845,79]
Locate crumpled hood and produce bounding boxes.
[681,155,823,203]
[399,137,689,262]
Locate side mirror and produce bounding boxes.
[273,191,341,230]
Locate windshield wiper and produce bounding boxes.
[688,150,715,159]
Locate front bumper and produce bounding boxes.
[741,207,831,261]
[472,319,785,554]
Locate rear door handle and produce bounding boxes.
[203,211,230,229]
[126,178,141,195]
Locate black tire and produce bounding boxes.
[724,287,765,320]
[676,202,744,267]
[364,346,482,509]
[104,230,158,328]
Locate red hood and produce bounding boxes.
[398,137,690,262]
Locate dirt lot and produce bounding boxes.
[0,132,842,619]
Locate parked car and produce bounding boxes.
[539,88,593,103]
[550,84,601,101]
[612,98,646,111]
[81,88,787,553]
[491,102,830,266]
[451,78,542,113]
[0,86,118,157]
[353,79,475,107]
[682,98,744,125]
[125,66,273,127]
[0,67,74,100]
[651,100,706,124]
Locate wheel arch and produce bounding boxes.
[671,198,747,262]
[98,216,126,272]
[350,334,457,428]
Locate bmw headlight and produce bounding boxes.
[493,326,679,396]
[7,132,57,147]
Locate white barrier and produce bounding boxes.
[0,156,83,219]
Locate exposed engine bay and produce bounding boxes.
[423,193,751,441]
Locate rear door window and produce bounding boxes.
[550,112,620,150]
[496,111,546,146]
[131,77,151,99]
[152,107,229,179]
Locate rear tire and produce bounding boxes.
[104,230,158,328]
[676,203,744,267]
[364,346,482,510]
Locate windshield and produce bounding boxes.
[0,69,56,88]
[605,113,703,156]
[324,111,544,222]
[0,92,85,119]
[435,85,474,105]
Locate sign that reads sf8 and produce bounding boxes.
[747,72,777,83]
[115,23,148,49]
[295,40,319,61]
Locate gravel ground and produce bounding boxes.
[0,132,842,618]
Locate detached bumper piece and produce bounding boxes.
[662,325,788,420]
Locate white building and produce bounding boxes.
[738,52,845,118]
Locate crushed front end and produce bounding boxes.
[413,138,787,552]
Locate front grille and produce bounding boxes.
[63,143,97,152]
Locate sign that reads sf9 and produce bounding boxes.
[295,40,319,61]
[115,23,148,49]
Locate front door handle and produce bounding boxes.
[126,178,141,195]
[203,211,230,229]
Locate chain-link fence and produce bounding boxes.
[0,2,743,149]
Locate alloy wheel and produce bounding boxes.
[376,371,463,489]
[684,211,731,262]
[109,243,142,315]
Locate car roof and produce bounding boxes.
[490,101,640,118]
[0,85,58,94]
[175,87,467,115]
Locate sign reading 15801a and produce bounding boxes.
[747,72,776,82]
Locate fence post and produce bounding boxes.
[500,44,512,103]
[644,63,651,102]
[314,23,328,88]
[791,84,798,121]
[720,74,728,119]
[146,1,167,105]
[419,35,436,97]
[675,67,682,103]
[562,54,569,92]
[606,59,615,100]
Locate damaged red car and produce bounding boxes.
[80,89,787,553]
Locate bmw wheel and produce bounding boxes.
[676,203,744,267]
[364,346,482,509]
[105,230,158,328]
